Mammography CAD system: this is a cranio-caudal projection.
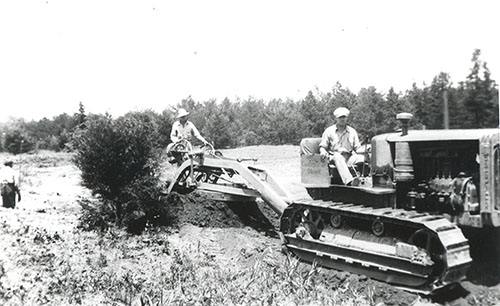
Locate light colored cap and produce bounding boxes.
[176,108,190,118]
[334,107,350,118]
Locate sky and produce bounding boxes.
[0,0,498,122]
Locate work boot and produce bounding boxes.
[348,177,360,186]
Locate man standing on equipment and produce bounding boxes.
[319,107,361,186]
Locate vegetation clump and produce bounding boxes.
[72,112,167,233]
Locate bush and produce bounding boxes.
[72,112,167,232]
[77,197,115,232]
[4,129,35,154]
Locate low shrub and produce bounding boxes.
[77,197,116,232]
[72,112,167,233]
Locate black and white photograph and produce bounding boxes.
[0,1,499,305]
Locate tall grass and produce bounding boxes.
[0,215,374,306]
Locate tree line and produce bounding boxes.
[0,49,498,154]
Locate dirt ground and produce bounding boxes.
[1,147,500,305]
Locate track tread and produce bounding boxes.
[282,199,472,293]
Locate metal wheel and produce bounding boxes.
[195,171,208,182]
[177,168,191,184]
[196,167,221,183]
[171,168,196,194]
[372,218,385,236]
[330,213,343,228]
[290,208,324,239]
[408,229,446,279]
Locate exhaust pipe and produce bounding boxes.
[394,113,414,181]
[396,113,413,136]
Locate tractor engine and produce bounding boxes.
[371,117,500,228]
[403,172,479,216]
[372,135,483,218]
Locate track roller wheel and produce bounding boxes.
[372,218,385,236]
[330,213,343,228]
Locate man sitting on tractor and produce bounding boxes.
[319,107,363,186]
[167,108,210,164]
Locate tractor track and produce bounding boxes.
[280,199,472,293]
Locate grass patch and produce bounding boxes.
[0,216,374,306]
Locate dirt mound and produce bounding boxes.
[165,191,277,236]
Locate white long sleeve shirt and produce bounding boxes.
[0,166,19,185]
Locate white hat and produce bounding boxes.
[176,108,190,118]
[334,107,350,118]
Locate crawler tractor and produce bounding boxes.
[167,114,500,294]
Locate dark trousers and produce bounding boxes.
[2,183,17,209]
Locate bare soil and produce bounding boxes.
[1,147,499,305]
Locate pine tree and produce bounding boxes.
[463,49,498,128]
